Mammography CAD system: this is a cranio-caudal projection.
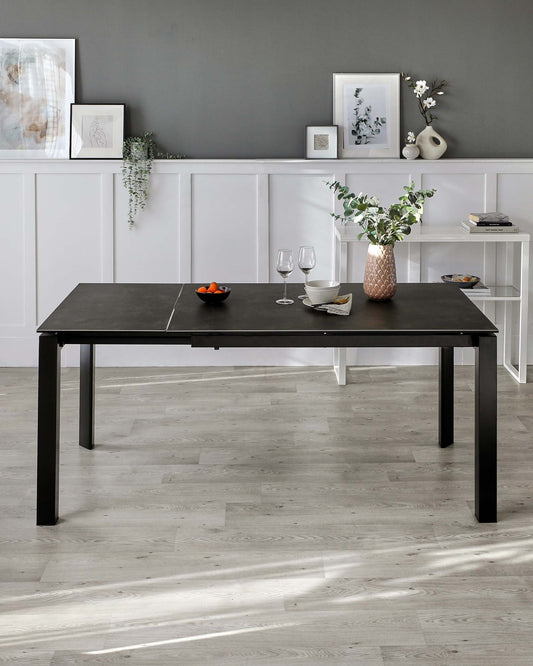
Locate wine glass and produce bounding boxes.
[276,249,294,305]
[298,246,316,299]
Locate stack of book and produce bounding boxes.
[461,212,519,233]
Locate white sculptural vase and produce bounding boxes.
[416,125,447,160]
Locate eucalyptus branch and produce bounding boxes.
[326,180,436,247]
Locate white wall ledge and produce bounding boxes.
[3,158,533,179]
[2,157,533,166]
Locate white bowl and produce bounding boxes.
[304,280,340,305]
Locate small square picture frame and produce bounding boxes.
[70,104,125,159]
[306,126,338,159]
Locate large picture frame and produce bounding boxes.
[333,73,400,158]
[0,38,75,159]
[70,104,125,159]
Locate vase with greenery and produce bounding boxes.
[122,132,185,227]
[402,73,448,159]
[326,180,436,300]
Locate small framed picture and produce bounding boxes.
[333,73,400,158]
[70,104,125,159]
[306,126,338,159]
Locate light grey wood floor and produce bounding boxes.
[1,364,533,665]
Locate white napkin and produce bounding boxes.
[313,293,352,316]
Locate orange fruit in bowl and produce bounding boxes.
[196,284,231,302]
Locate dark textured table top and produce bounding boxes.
[38,284,181,334]
[38,283,497,336]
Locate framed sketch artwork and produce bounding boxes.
[70,104,125,159]
[306,126,338,159]
[0,38,75,158]
[333,73,400,158]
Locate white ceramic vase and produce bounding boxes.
[402,143,420,160]
[416,125,447,160]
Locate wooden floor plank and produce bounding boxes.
[1,365,533,662]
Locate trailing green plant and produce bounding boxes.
[122,132,154,227]
[122,132,186,227]
[326,180,436,246]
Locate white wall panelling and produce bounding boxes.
[36,173,103,324]
[1,159,532,367]
[0,173,25,329]
[192,174,257,283]
[114,173,180,284]
[269,174,334,283]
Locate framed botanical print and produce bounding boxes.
[0,38,75,158]
[306,126,338,159]
[333,73,400,158]
[70,104,125,159]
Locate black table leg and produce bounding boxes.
[79,344,95,450]
[475,334,497,522]
[37,334,61,525]
[439,347,454,447]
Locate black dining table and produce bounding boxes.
[36,282,498,525]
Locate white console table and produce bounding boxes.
[334,223,530,384]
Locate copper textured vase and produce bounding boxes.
[364,244,397,301]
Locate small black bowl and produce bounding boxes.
[195,285,231,303]
[441,274,480,289]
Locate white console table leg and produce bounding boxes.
[334,237,348,385]
[503,242,514,377]
[333,348,347,385]
[518,240,529,383]
[482,241,497,327]
[503,239,529,384]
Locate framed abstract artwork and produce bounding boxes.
[306,125,338,159]
[333,73,400,158]
[70,104,125,159]
[0,38,75,159]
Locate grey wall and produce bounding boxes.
[1,0,532,158]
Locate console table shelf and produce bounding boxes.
[335,224,531,244]
[466,286,521,301]
[334,222,530,384]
